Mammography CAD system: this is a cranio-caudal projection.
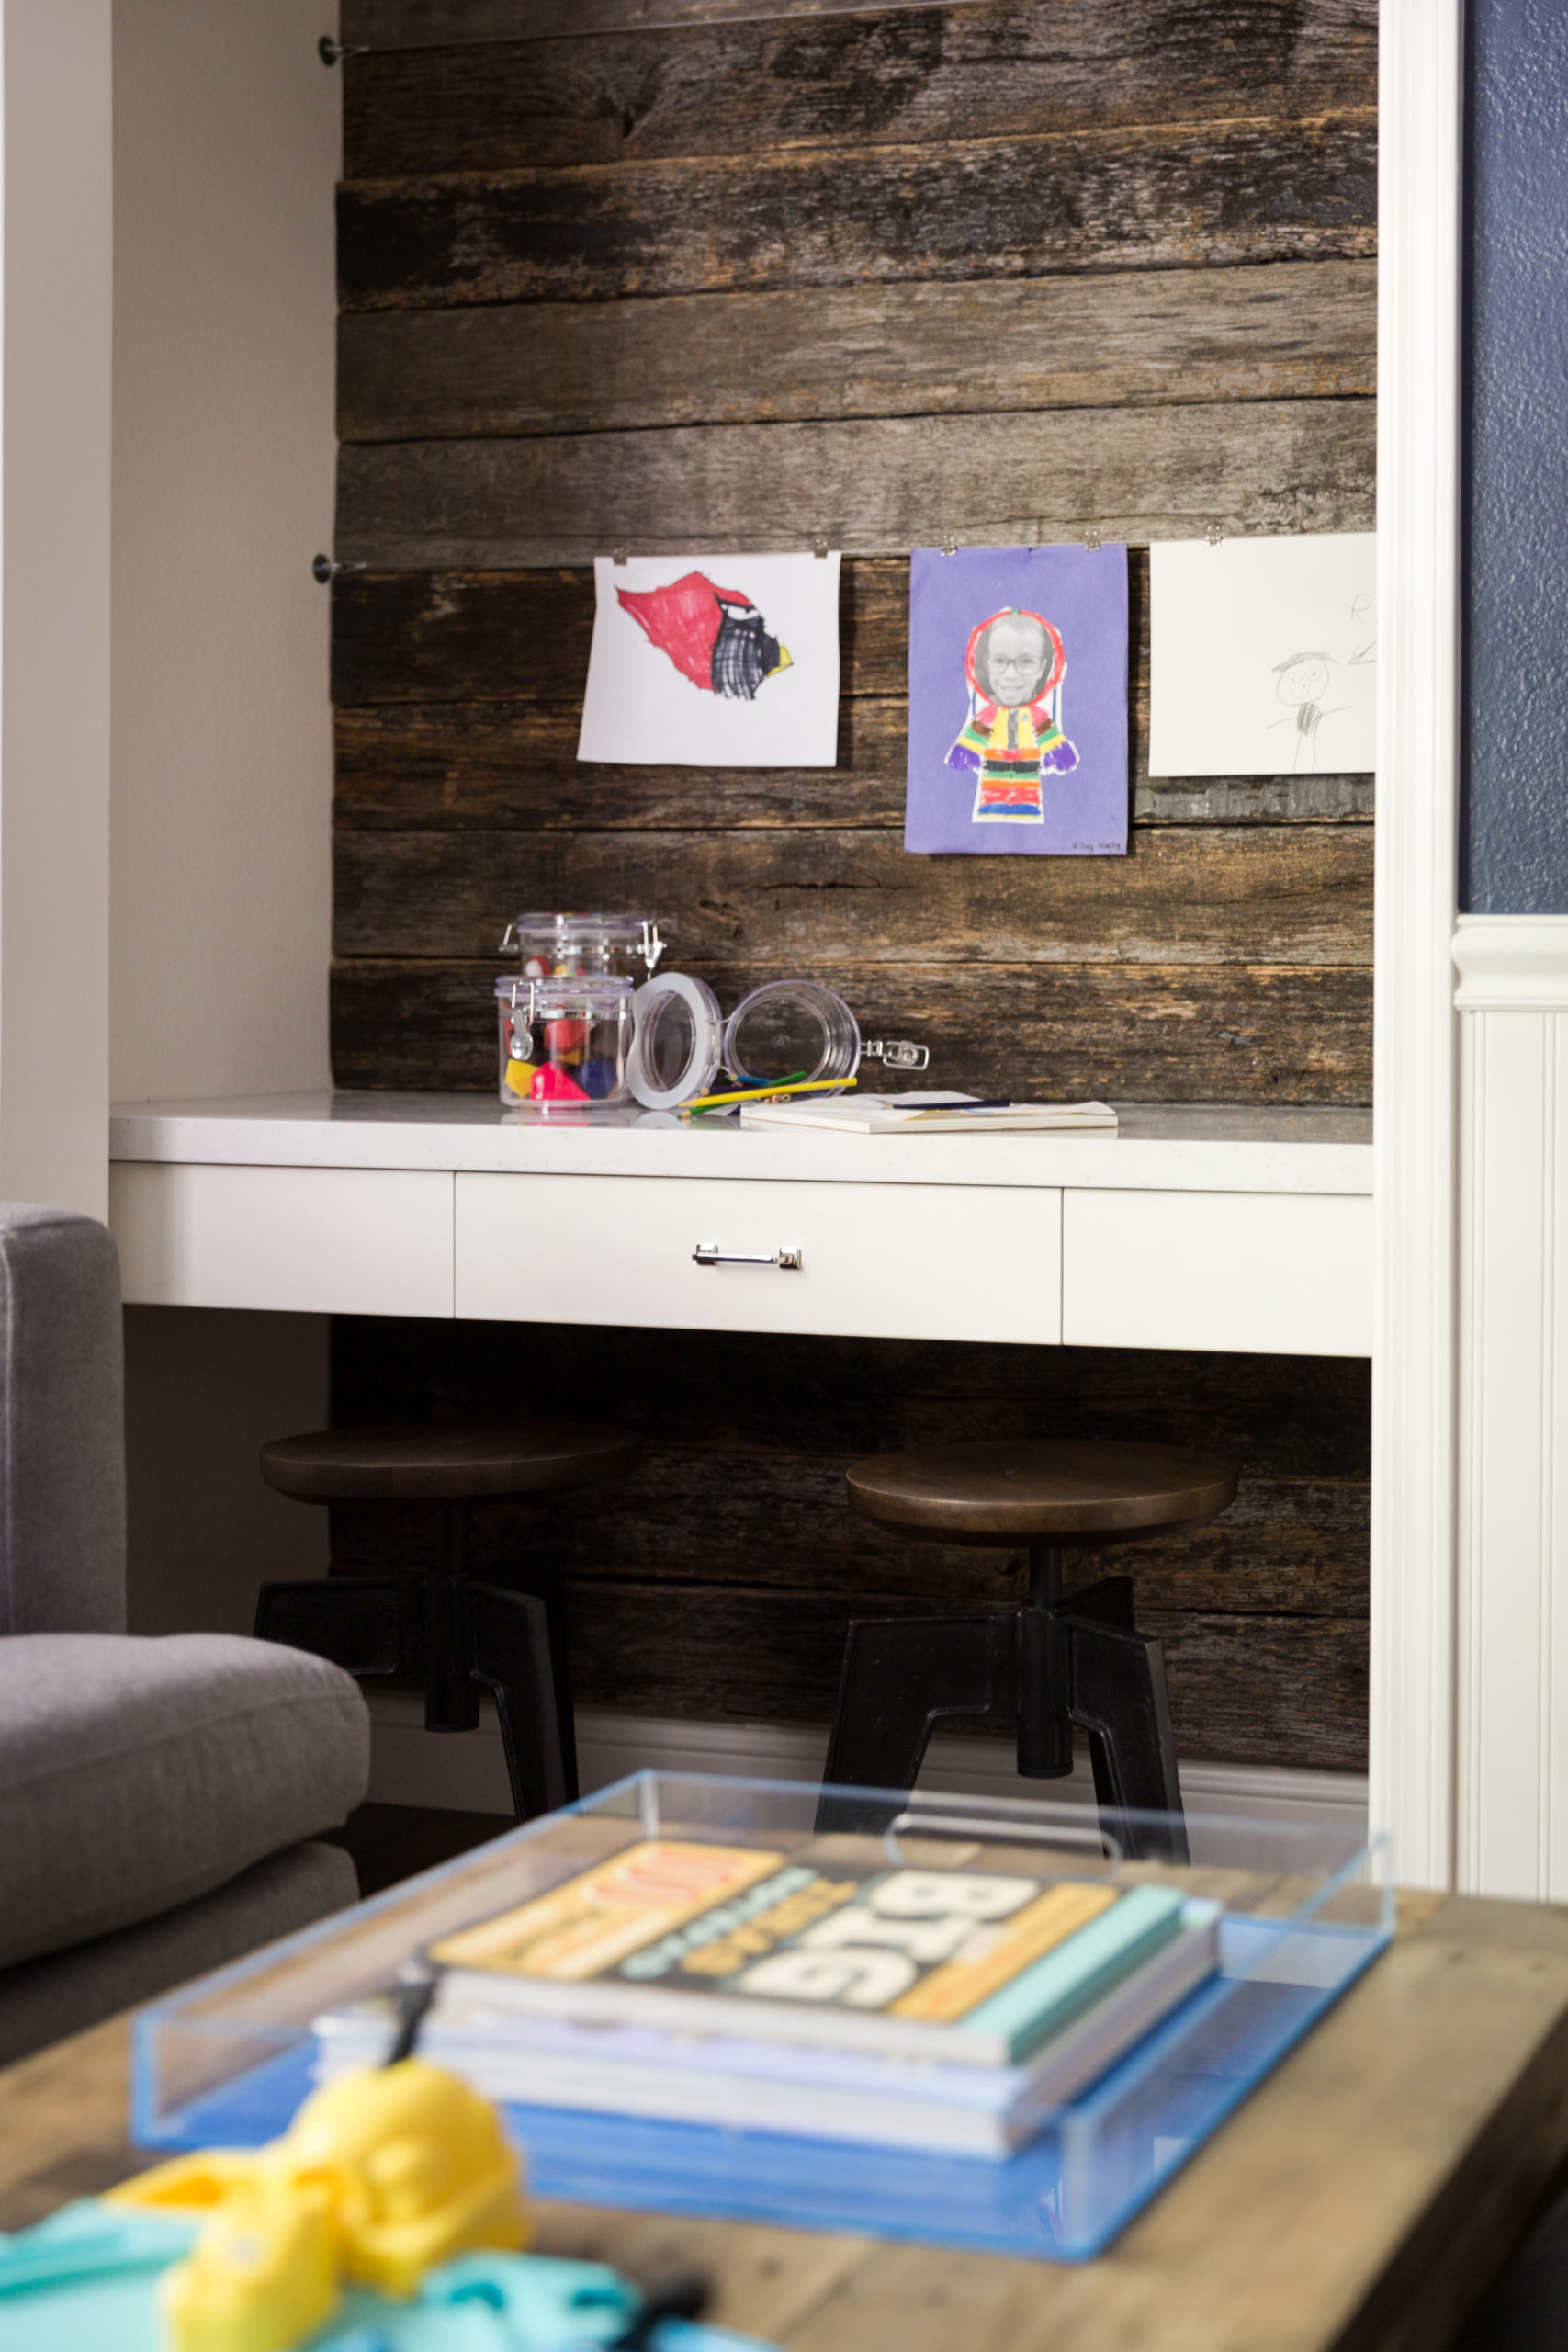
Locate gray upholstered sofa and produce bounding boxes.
[0,1201,369,2064]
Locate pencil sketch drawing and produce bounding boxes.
[617,571,794,701]
[1267,650,1350,772]
[945,607,1078,822]
[1146,535,1377,779]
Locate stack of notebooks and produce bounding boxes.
[316,1839,1219,2161]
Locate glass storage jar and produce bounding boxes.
[721,980,864,1093]
[501,911,665,982]
[496,973,635,1111]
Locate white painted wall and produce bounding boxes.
[112,2,340,1633]
[110,0,338,1102]
[1,0,114,1217]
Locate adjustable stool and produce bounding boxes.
[819,1439,1238,1855]
[254,1419,638,1821]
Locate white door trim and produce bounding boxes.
[1370,0,1465,1888]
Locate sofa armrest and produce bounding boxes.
[0,1203,125,1635]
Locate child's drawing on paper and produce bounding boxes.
[946,608,1078,823]
[618,572,794,701]
[1147,534,1377,779]
[905,544,1128,858]
[577,550,840,769]
[1268,650,1348,773]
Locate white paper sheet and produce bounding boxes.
[577,551,841,768]
[1148,535,1376,777]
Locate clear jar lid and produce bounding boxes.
[500,912,665,976]
[505,972,633,1017]
[627,973,726,1110]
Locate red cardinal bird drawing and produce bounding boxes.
[617,572,795,701]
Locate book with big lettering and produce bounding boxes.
[424,1840,1209,2067]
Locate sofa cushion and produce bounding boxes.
[0,1841,359,2068]
[0,1633,368,1966]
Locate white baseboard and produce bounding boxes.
[365,1693,1369,1838]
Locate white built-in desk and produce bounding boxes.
[108,1094,1373,1357]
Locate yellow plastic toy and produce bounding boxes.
[157,2175,337,2352]
[107,2057,527,2352]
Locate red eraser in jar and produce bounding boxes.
[532,1064,591,1102]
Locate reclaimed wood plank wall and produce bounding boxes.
[332,0,1377,1770]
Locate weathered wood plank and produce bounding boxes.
[339,261,1378,443]
[335,700,1374,831]
[330,956,1374,1101]
[329,563,1375,831]
[333,1320,1374,1483]
[341,0,983,40]
[331,1316,1369,1761]
[340,0,1381,85]
[549,1581,1369,1766]
[333,571,596,706]
[337,399,1376,567]
[333,823,1373,965]
[337,1464,1368,1613]
[337,119,1377,312]
[332,560,904,706]
[343,4,1377,177]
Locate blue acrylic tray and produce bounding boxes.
[132,1772,1392,2264]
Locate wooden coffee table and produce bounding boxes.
[3,1889,1567,2348]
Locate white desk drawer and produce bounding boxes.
[456,1173,1062,1343]
[110,1163,456,1317]
[1062,1188,1372,1357]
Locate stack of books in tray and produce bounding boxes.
[314,1838,1220,2161]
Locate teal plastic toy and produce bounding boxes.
[0,2202,773,2352]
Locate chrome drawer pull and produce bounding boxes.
[693,1243,803,1271]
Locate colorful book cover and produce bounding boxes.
[428,1843,1183,2062]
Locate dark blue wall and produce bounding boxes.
[1463,0,1568,911]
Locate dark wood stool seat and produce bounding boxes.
[847,1439,1239,1546]
[254,1418,639,1822]
[822,1438,1239,1858]
[260,1420,641,1504]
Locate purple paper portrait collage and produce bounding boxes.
[904,546,1130,857]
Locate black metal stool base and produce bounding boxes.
[255,1503,574,1821]
[818,1549,1187,1860]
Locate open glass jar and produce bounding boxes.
[501,912,665,982]
[496,974,635,1111]
[626,974,929,1110]
[723,980,863,1093]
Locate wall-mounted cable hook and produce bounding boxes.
[311,553,365,584]
[318,36,367,65]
